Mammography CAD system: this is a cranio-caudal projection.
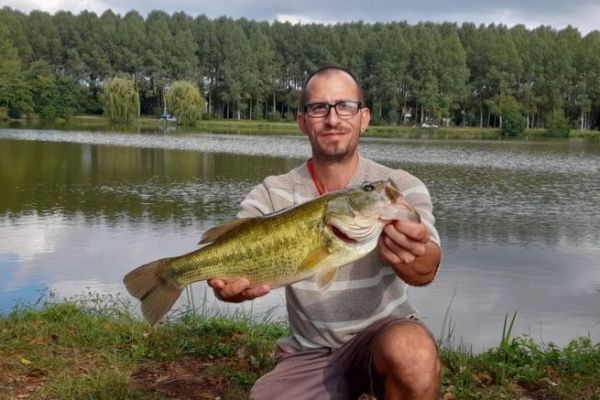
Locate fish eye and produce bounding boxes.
[362,183,375,192]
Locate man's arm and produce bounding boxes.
[378,219,441,286]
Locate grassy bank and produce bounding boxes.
[4,115,599,140]
[1,297,598,400]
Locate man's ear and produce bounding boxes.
[297,112,309,135]
[360,107,371,132]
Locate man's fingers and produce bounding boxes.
[392,220,429,242]
[379,235,415,264]
[383,224,427,256]
[210,278,271,303]
[220,278,251,298]
[244,284,271,299]
[207,279,225,290]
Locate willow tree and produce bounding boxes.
[166,80,205,126]
[100,77,139,122]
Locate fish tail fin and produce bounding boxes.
[123,258,183,326]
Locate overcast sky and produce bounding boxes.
[2,0,598,34]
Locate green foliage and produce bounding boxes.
[501,112,526,136]
[0,8,599,128]
[24,60,77,119]
[545,109,571,137]
[100,77,140,122]
[165,80,205,126]
[0,23,33,118]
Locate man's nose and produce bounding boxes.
[325,106,341,125]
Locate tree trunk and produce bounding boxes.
[249,96,253,120]
[479,100,483,128]
[256,98,267,119]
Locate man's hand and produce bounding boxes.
[207,278,271,303]
[378,220,441,286]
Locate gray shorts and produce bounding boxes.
[250,316,435,400]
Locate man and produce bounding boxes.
[208,65,442,399]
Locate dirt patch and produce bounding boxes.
[518,388,558,400]
[129,357,230,400]
[0,362,49,399]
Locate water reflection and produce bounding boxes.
[1,129,599,349]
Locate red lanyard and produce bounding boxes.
[306,158,325,195]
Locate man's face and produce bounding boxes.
[297,71,370,163]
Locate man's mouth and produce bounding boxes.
[320,131,346,136]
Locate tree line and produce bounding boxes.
[1,6,599,130]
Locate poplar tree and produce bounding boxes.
[0,24,32,118]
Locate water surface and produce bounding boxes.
[1,128,599,350]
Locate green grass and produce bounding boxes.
[440,335,600,399]
[0,293,285,399]
[1,295,599,399]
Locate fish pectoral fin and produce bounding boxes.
[199,218,254,244]
[300,247,338,290]
[316,268,338,291]
[299,246,330,272]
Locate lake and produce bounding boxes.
[1,128,599,351]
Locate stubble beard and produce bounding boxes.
[310,130,360,164]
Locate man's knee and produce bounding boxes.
[373,322,440,390]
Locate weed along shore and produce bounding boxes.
[0,297,598,399]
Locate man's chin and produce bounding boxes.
[313,148,354,163]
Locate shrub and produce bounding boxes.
[545,110,570,137]
[502,112,526,136]
[267,111,282,121]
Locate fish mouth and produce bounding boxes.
[328,223,358,243]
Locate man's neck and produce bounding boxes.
[310,153,359,193]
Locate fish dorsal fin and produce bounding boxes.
[316,268,338,291]
[199,218,254,244]
[299,245,330,272]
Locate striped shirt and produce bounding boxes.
[238,156,440,350]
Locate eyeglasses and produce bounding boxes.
[304,101,362,118]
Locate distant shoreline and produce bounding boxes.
[2,115,599,141]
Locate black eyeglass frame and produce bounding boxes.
[303,101,363,118]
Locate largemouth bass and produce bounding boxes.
[123,180,420,325]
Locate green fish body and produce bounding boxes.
[123,180,420,325]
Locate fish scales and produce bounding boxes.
[168,196,329,285]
